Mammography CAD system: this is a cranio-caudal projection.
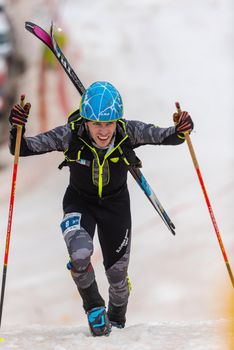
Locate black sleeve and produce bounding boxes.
[160,132,185,145]
[9,124,72,156]
[126,120,185,147]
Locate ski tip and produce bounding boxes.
[170,223,176,235]
[25,21,35,31]
[171,227,176,235]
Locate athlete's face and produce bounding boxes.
[86,121,117,148]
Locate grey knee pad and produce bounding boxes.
[106,251,130,306]
[61,212,94,272]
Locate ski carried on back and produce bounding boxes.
[25,21,85,95]
[25,21,176,235]
[128,167,175,233]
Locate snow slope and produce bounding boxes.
[0,320,229,350]
[0,0,233,349]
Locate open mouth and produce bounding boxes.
[98,136,109,141]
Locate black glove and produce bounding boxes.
[173,111,194,133]
[9,103,31,126]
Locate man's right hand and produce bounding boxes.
[9,103,31,126]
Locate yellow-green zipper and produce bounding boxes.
[80,135,129,198]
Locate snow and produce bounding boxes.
[0,0,233,349]
[0,320,230,350]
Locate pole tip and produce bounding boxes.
[175,101,181,110]
[20,94,26,107]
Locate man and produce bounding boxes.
[9,81,193,336]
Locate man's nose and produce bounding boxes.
[99,124,108,131]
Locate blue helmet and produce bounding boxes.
[80,81,123,122]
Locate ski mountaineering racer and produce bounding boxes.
[9,81,194,336]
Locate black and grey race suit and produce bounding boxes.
[9,118,184,309]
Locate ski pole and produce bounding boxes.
[0,95,25,327]
[175,101,234,288]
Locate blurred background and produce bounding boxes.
[0,0,233,341]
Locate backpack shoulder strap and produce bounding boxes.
[68,109,83,132]
[117,120,142,168]
[58,110,85,169]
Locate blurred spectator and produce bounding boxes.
[0,0,13,60]
[0,57,10,144]
[0,0,26,145]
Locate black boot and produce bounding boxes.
[78,280,105,312]
[78,281,111,336]
[107,302,127,328]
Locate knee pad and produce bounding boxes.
[60,212,82,238]
[61,213,93,272]
[106,251,130,283]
